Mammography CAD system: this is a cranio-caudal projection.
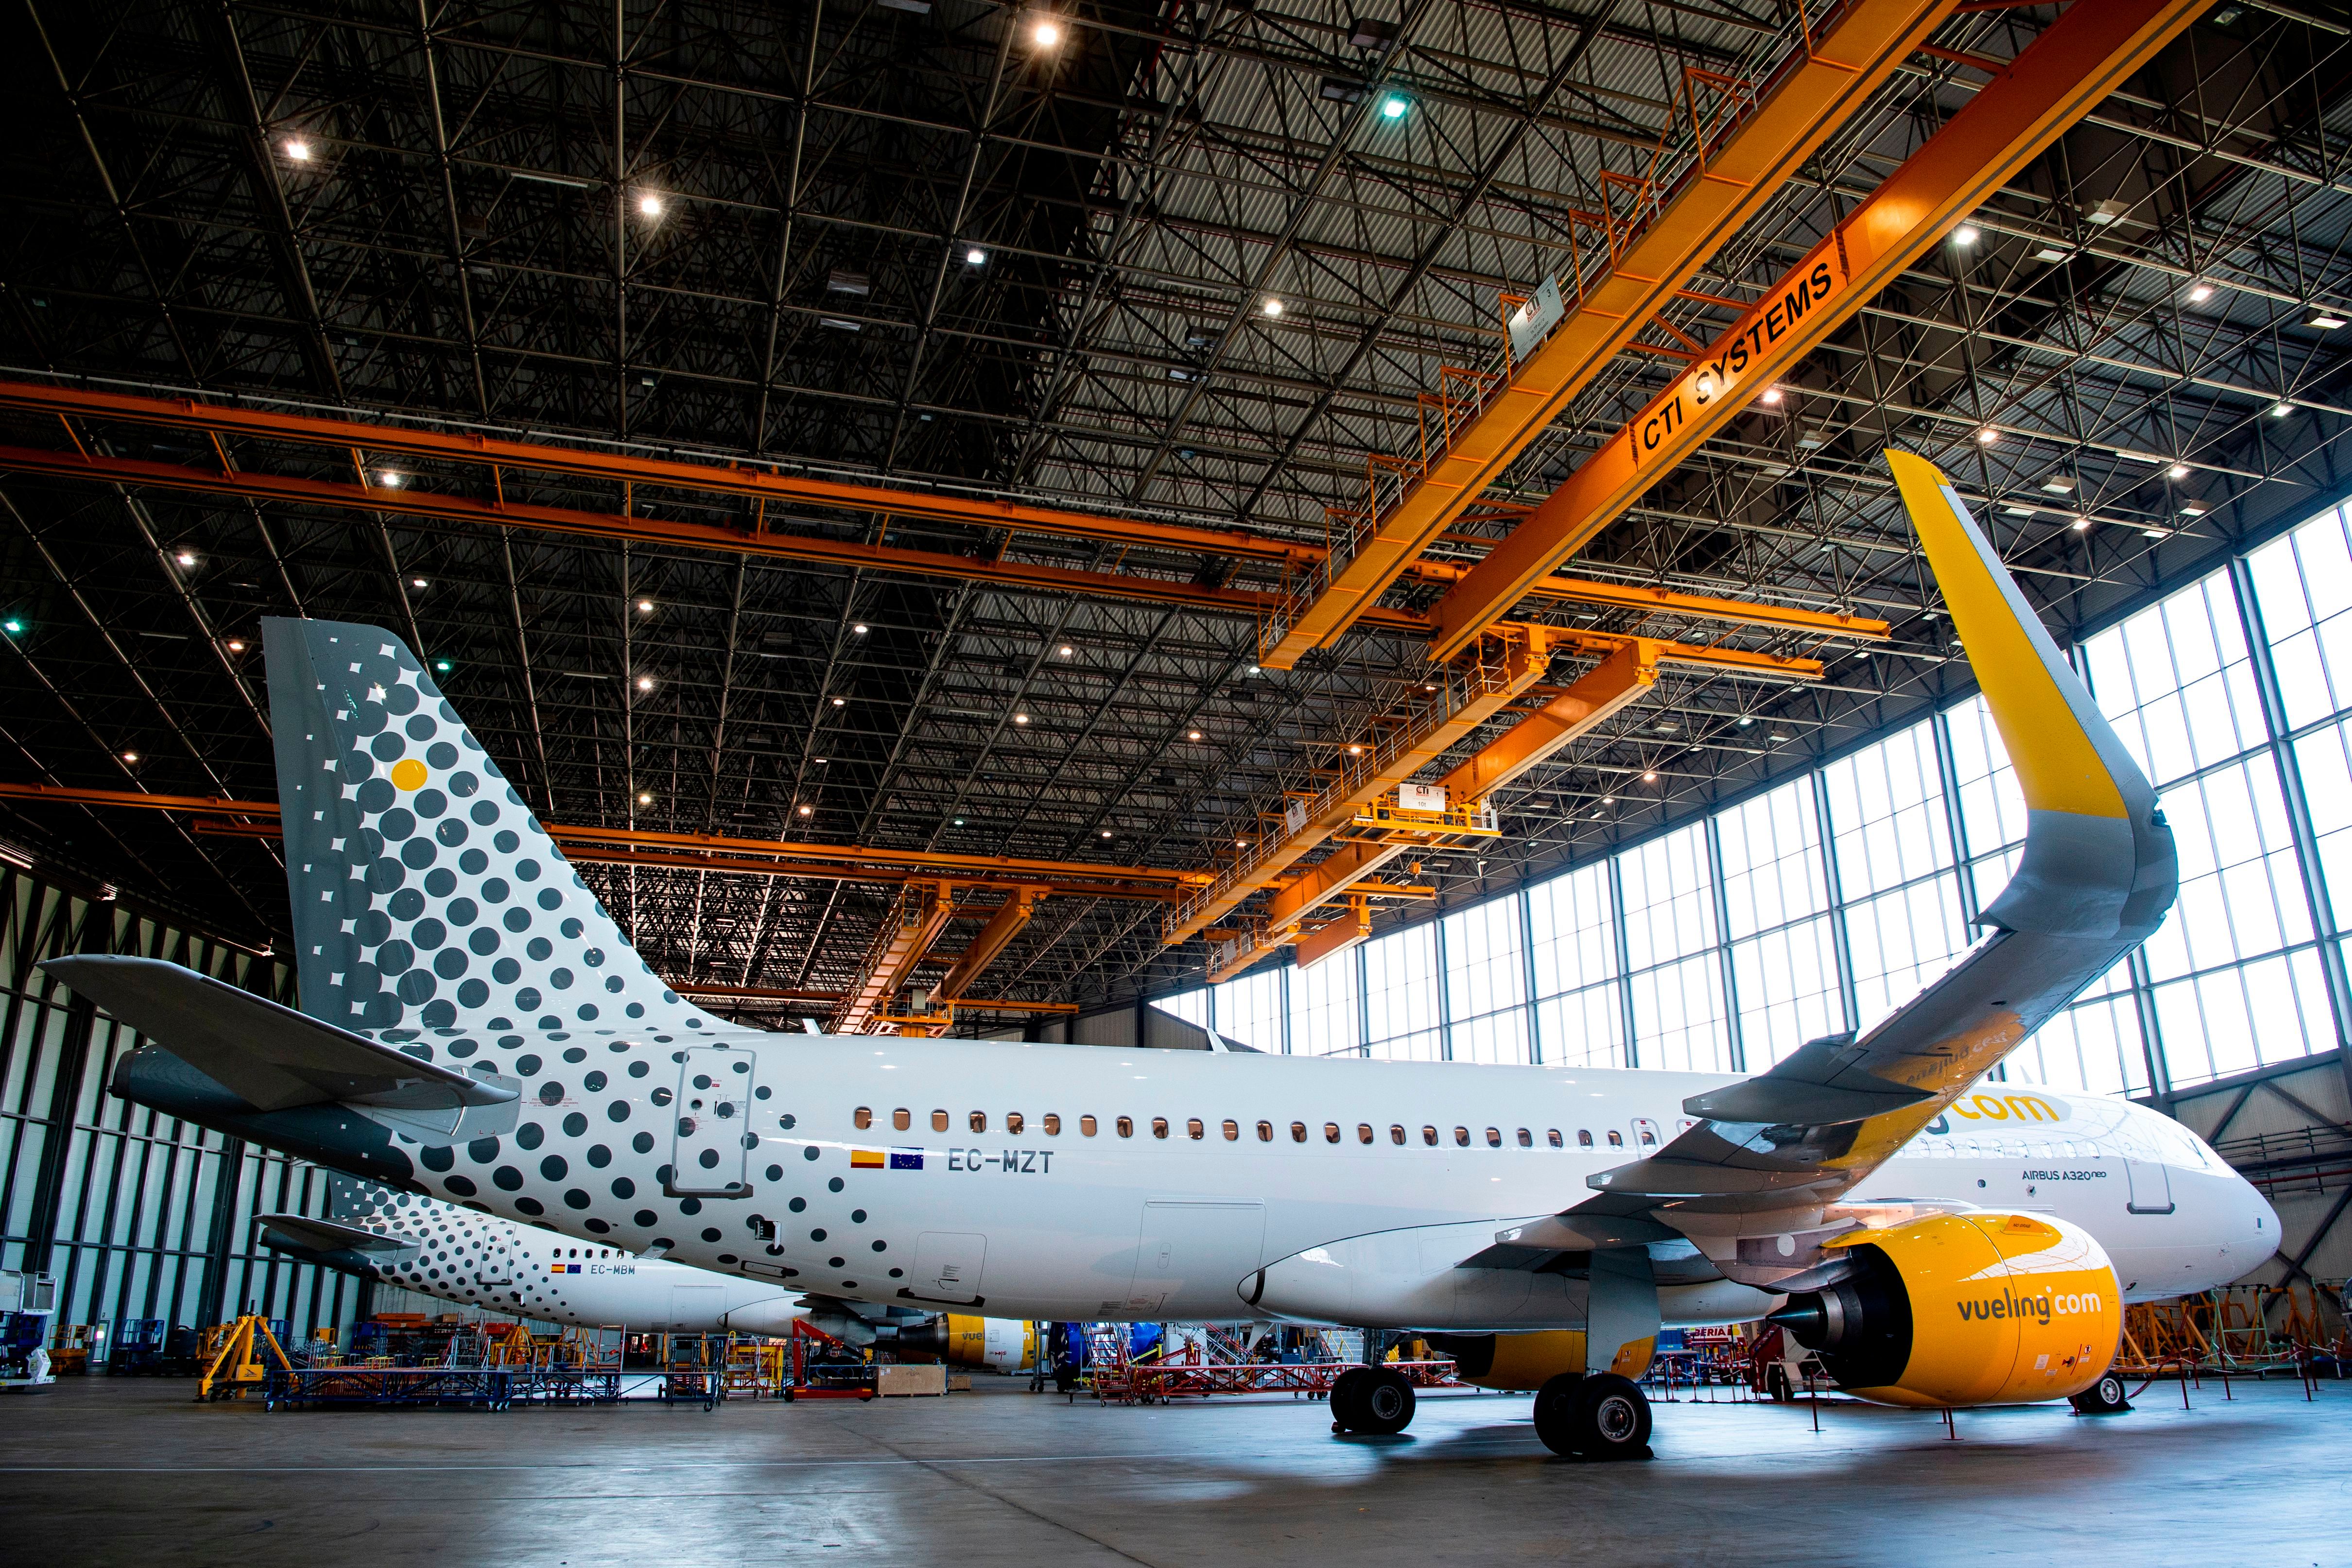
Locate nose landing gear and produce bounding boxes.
[1532,1371,1652,1459]
[1329,1365,1417,1435]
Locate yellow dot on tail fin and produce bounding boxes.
[390,758,428,791]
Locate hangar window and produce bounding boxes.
[853,1107,872,1130]
[1006,1112,1025,1135]
[892,1108,911,1132]
[1117,1116,1134,1137]
[1486,1127,1502,1147]
[969,1111,987,1133]
[1607,1129,1624,1147]
[1080,1115,1097,1137]
[1257,1120,1274,1141]
[1421,1126,1437,1146]
[1043,1113,1061,1135]
[1453,1126,1470,1147]
[1547,1129,1563,1148]
[1357,1124,1374,1145]
[1290,1121,1308,1143]
[1153,1117,1170,1138]
[1222,1120,1239,1140]
[1389,1125,1405,1146]
[1324,1122,1342,1144]
[932,1110,950,1133]
[1516,1128,1532,1147]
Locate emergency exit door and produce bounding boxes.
[669,1045,757,1197]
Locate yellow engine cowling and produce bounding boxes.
[942,1315,1035,1372]
[1774,1211,2121,1408]
[1427,1329,1656,1391]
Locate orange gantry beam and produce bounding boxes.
[835,880,958,1034]
[1251,0,1955,670]
[1428,0,2209,662]
[0,783,1188,900]
[0,382,1886,645]
[937,885,1048,1001]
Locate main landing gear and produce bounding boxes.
[1532,1372,1653,1460]
[2069,1372,2132,1415]
[1329,1365,1417,1435]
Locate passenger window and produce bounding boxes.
[1290,1121,1307,1143]
[932,1110,950,1133]
[1080,1115,1097,1137]
[1323,1123,1341,1144]
[1222,1120,1239,1141]
[1453,1127,1470,1147]
[1187,1118,1204,1140]
[1389,1125,1405,1146]
[1006,1112,1025,1135]
[854,1107,873,1130]
[1486,1127,1502,1148]
[893,1108,911,1132]
[1634,1118,1660,1147]
[1421,1126,1437,1146]
[1578,1129,1593,1147]
[969,1111,987,1134]
[1043,1112,1061,1135]
[1357,1124,1374,1145]
[1117,1116,1134,1137]
[1546,1129,1563,1148]
[1257,1120,1273,1142]
[1516,1128,1532,1147]
[1153,1117,1170,1139]
[1607,1129,1624,1147]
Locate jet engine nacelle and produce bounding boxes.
[1772,1211,2122,1408]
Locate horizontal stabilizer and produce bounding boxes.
[255,1212,418,1257]
[40,955,519,1133]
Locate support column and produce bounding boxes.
[20,994,96,1278]
[1520,888,1543,1065]
[1704,816,1745,1073]
[1812,776,1861,1033]
[1608,857,1637,1069]
[193,1138,247,1327]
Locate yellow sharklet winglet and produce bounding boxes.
[1885,450,2129,822]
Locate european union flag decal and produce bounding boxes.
[889,1149,924,1171]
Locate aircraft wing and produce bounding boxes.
[255,1212,420,1257]
[1477,451,2178,1282]
[39,953,519,1136]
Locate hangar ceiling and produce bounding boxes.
[3,0,2349,1023]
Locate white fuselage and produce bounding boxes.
[398,1034,2277,1328]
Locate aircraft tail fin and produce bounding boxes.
[262,617,728,1045]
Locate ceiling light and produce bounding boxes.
[1245,665,1261,676]
[379,471,402,487]
[637,675,655,691]
[174,550,197,567]
[1736,716,1752,727]
[1101,829,1113,839]
[121,750,138,762]
[1952,224,1979,247]
[953,817,965,827]
[225,638,244,652]
[1057,644,1073,657]
[966,247,987,265]
[2,619,20,636]
[2041,476,2075,494]
[814,757,828,764]
[1188,729,1205,741]
[2142,528,2168,539]
[2003,505,2035,517]
[434,659,452,673]
[1380,95,1409,119]
[798,804,814,817]
[638,792,653,806]
[832,696,847,707]
[638,600,655,614]
[1347,743,1364,756]
[2031,246,2070,264]
[1031,17,1061,46]
[2187,282,2214,303]
[2272,401,2294,418]
[2179,503,2206,517]
[283,138,311,161]
[1642,771,1657,782]
[2167,463,2190,480]
[1768,735,1786,743]
[1601,795,1615,806]
[1761,386,1783,406]
[852,622,868,634]
[639,193,664,217]
[1014,712,1030,724]
[2310,312,2347,330]
[1261,297,1284,317]
[2071,517,2093,532]
[1235,839,1247,848]
[1975,428,1999,445]
[411,577,428,589]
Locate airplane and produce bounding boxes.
[254,1173,1035,1366]
[50,449,2275,1460]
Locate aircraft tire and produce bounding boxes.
[1354,1368,1416,1435]
[1531,1372,1587,1456]
[1329,1366,1369,1432]
[1561,1373,1651,1460]
[1766,1364,1794,1404]
[2068,1372,2132,1415]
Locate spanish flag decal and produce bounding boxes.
[849,1148,886,1169]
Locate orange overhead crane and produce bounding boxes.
[1426,0,2209,661]
[836,881,959,1035]
[0,384,1884,644]
[1250,0,1956,670]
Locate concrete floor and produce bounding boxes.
[1,1373,2341,1567]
